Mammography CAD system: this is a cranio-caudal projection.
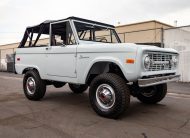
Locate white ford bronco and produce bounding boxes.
[15,17,180,118]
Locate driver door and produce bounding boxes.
[45,21,77,78]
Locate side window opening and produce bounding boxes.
[51,21,76,46]
[25,33,49,47]
[19,24,50,48]
[74,21,121,43]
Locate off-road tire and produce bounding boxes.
[23,70,46,101]
[89,73,130,118]
[137,83,167,104]
[69,84,88,94]
[53,82,66,88]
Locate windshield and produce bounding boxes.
[74,21,121,43]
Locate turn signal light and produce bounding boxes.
[126,59,135,64]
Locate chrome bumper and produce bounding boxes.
[138,74,180,87]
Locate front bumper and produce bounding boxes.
[138,74,180,87]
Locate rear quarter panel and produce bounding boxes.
[15,47,47,79]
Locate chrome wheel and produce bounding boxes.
[26,77,36,95]
[96,84,115,110]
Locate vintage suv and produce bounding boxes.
[15,17,180,118]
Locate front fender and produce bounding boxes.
[77,54,138,84]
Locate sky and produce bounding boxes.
[0,0,190,45]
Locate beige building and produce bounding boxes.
[0,20,173,70]
[116,20,172,46]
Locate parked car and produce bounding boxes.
[15,17,180,118]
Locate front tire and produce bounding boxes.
[69,84,88,94]
[136,83,167,104]
[23,70,46,101]
[89,73,130,118]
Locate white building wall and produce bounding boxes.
[164,27,190,82]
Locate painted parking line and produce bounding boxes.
[0,76,22,81]
[167,92,190,99]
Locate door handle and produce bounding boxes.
[79,55,89,59]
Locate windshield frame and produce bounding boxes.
[73,20,121,44]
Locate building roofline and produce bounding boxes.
[0,42,20,47]
[116,20,173,28]
[1,20,175,47]
[0,37,49,48]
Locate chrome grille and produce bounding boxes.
[147,52,174,71]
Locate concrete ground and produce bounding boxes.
[0,72,190,138]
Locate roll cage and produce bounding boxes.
[18,17,121,48]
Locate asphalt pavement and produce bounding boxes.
[0,72,190,138]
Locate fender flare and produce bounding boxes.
[84,57,128,83]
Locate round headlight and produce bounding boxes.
[172,56,177,63]
[171,55,178,67]
[144,56,151,69]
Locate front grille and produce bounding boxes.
[147,52,175,71]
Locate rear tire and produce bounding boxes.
[69,84,88,94]
[136,83,167,104]
[23,70,46,101]
[53,82,66,88]
[89,73,130,118]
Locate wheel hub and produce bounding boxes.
[26,77,36,95]
[96,84,115,110]
[99,89,112,104]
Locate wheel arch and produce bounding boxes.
[22,67,40,76]
[85,59,128,85]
